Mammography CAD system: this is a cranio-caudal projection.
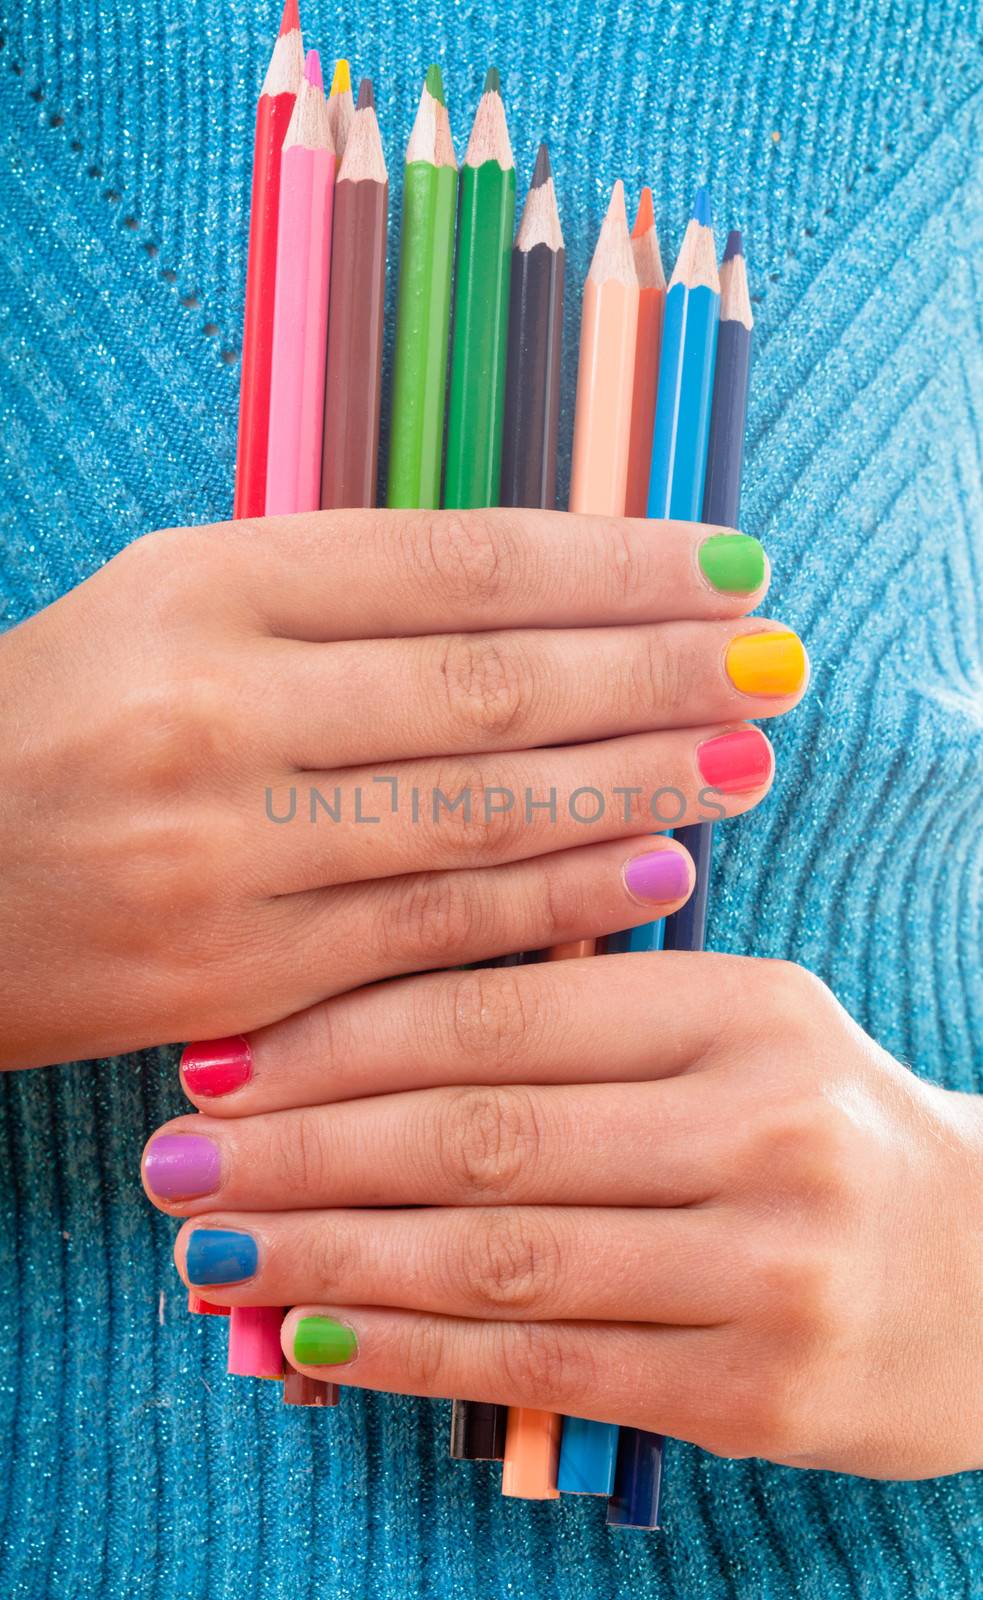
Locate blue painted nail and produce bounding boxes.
[186,1228,257,1286]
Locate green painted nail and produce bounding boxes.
[293,1315,358,1366]
[698,533,766,595]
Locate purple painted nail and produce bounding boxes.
[623,849,691,905]
[144,1134,221,1201]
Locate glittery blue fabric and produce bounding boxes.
[1,0,981,1593]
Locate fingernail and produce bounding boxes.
[180,1036,252,1097]
[725,630,807,696]
[144,1134,221,1200]
[293,1314,358,1366]
[697,728,772,793]
[698,532,766,594]
[623,849,691,905]
[186,1228,258,1286]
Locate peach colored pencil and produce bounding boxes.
[625,187,666,517]
[548,180,639,965]
[264,49,336,515]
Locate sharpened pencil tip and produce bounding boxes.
[278,0,300,36]
[723,228,743,261]
[483,66,500,94]
[532,142,551,187]
[304,49,323,89]
[632,185,655,238]
[425,63,445,105]
[607,177,627,224]
[331,58,351,96]
[357,76,374,111]
[692,185,712,227]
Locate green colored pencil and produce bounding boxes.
[386,66,458,509]
[442,67,516,508]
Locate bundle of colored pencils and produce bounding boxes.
[190,0,755,1527]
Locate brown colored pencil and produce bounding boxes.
[320,77,389,509]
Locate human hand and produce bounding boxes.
[144,956,983,1480]
[0,508,804,1069]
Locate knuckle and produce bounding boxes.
[126,668,238,793]
[436,632,532,744]
[435,1086,543,1200]
[425,755,526,866]
[383,872,480,966]
[419,510,519,612]
[397,1316,448,1392]
[629,631,683,720]
[447,967,534,1070]
[608,518,655,605]
[269,1110,329,1198]
[538,857,589,943]
[757,1097,861,1220]
[458,1210,562,1315]
[306,1218,363,1300]
[496,1321,595,1411]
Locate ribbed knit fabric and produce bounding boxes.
[0,1,981,1594]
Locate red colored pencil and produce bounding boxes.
[233,0,304,519]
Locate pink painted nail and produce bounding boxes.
[180,1036,252,1097]
[144,1134,221,1200]
[697,728,773,794]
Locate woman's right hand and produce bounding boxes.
[0,508,805,1069]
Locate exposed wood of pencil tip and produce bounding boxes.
[328,58,355,155]
[516,144,564,252]
[668,197,719,294]
[283,59,334,151]
[587,180,637,285]
[631,187,666,290]
[720,230,753,327]
[261,12,304,97]
[338,80,388,183]
[406,70,457,167]
[462,67,514,170]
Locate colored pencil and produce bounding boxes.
[233,0,304,519]
[327,57,354,157]
[555,179,640,1500]
[624,187,666,518]
[499,143,564,510]
[386,66,458,509]
[607,186,720,958]
[495,144,566,1501]
[663,230,753,953]
[445,67,517,1465]
[603,189,722,1527]
[188,1292,229,1316]
[321,77,388,510]
[442,68,516,508]
[265,50,336,516]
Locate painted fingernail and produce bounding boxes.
[293,1315,358,1367]
[186,1228,258,1286]
[698,532,766,594]
[144,1134,221,1200]
[697,728,772,793]
[725,629,807,696]
[180,1036,252,1097]
[623,849,691,905]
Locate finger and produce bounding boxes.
[256,722,775,895]
[179,950,749,1117]
[144,1075,726,1213]
[169,1206,736,1324]
[278,1303,718,1441]
[261,619,806,768]
[213,509,769,641]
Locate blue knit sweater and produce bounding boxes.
[1,0,981,1594]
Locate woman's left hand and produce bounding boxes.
[142,955,983,1480]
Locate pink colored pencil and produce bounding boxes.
[264,49,336,515]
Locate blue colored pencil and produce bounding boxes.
[602,188,721,1530]
[665,229,754,955]
[607,187,720,959]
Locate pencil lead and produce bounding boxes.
[425,63,445,105]
[692,185,712,227]
[305,49,323,90]
[532,142,551,187]
[483,66,501,94]
[278,0,300,36]
[331,57,351,96]
[723,228,743,261]
[632,185,655,238]
[357,76,374,111]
